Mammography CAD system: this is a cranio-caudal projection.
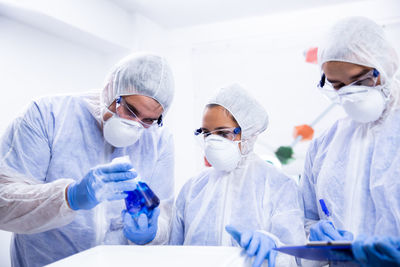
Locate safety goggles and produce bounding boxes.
[194,127,241,141]
[318,68,382,103]
[115,96,163,128]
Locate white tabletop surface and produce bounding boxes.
[46,245,252,267]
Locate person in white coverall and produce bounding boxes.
[0,53,175,267]
[170,84,306,267]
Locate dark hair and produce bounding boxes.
[205,104,239,125]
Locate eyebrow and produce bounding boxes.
[201,126,235,131]
[327,69,371,84]
[349,69,371,80]
[126,102,159,121]
[125,102,140,116]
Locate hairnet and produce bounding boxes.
[318,16,400,108]
[207,84,269,140]
[102,53,175,114]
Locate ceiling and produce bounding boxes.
[110,0,366,29]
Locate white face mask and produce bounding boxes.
[103,116,144,147]
[341,86,387,123]
[204,135,241,172]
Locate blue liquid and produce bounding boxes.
[124,181,160,217]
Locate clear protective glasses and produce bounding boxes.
[115,96,163,128]
[194,127,241,141]
[318,68,384,103]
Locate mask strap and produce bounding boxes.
[238,131,262,155]
[101,98,119,123]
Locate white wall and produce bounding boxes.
[0,16,126,133]
[0,0,136,50]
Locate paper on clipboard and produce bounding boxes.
[274,241,354,261]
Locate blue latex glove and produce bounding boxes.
[67,161,137,210]
[226,225,277,267]
[123,207,160,245]
[309,220,354,242]
[352,235,400,267]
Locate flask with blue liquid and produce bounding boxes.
[124,181,160,217]
[111,156,160,217]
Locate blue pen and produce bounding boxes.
[319,199,335,229]
[319,199,330,218]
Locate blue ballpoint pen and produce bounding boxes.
[319,199,335,228]
[319,199,330,217]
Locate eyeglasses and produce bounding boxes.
[194,127,241,141]
[115,96,163,128]
[318,69,381,103]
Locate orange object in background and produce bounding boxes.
[293,124,314,141]
[305,47,318,64]
[204,156,212,167]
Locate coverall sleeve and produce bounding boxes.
[0,101,76,234]
[168,180,192,245]
[300,139,321,237]
[267,177,307,266]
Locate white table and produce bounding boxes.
[46,245,253,267]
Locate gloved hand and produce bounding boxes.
[352,235,400,267]
[226,225,277,267]
[67,161,137,210]
[123,207,160,245]
[309,220,353,242]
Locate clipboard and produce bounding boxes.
[274,241,354,261]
